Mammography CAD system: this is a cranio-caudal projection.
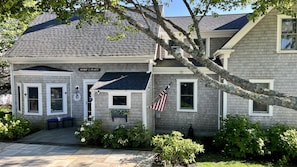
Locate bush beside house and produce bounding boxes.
[0,114,31,141]
[214,114,297,165]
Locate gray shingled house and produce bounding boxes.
[5,7,297,135]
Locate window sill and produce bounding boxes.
[25,112,42,116]
[47,112,67,116]
[177,109,197,113]
[277,50,297,54]
[249,113,272,117]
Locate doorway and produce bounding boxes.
[83,79,97,121]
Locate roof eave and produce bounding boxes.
[5,55,154,64]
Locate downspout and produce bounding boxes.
[10,64,15,114]
[217,76,221,129]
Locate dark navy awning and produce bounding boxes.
[94,72,151,90]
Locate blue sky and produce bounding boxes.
[164,1,253,16]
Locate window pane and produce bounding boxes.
[113,96,127,105]
[28,87,38,113]
[181,82,194,95]
[51,87,63,112]
[28,87,38,98]
[180,96,194,109]
[253,83,269,113]
[281,19,297,50]
[180,82,194,109]
[281,35,296,50]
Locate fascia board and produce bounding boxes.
[5,56,153,64]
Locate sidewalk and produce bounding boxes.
[0,142,154,167]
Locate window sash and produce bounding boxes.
[281,19,297,50]
[113,96,127,106]
[180,82,194,109]
[50,87,63,112]
[46,84,67,115]
[28,87,39,113]
[177,79,197,112]
[248,80,273,116]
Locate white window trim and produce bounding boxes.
[108,92,131,109]
[177,79,198,112]
[248,79,274,116]
[277,15,297,53]
[46,83,67,116]
[23,83,42,116]
[16,83,22,114]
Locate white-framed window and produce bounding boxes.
[108,92,131,109]
[165,39,184,58]
[23,83,42,115]
[248,79,274,116]
[16,83,22,113]
[46,83,67,115]
[277,15,297,53]
[177,79,198,112]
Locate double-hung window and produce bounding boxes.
[248,79,274,116]
[177,79,198,112]
[278,16,297,52]
[24,83,42,115]
[46,83,67,115]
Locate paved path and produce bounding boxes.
[0,142,154,167]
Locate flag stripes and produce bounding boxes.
[149,89,168,112]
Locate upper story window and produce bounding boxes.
[46,83,67,115]
[177,79,198,112]
[277,15,297,53]
[24,83,42,115]
[281,19,297,50]
[248,79,274,116]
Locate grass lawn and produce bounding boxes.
[195,153,274,167]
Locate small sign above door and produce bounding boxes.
[78,68,101,72]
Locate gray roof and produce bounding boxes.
[5,12,159,58]
[164,13,249,32]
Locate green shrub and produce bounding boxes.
[278,129,297,165]
[74,119,105,146]
[127,122,153,148]
[0,114,31,141]
[213,114,264,158]
[102,124,129,149]
[152,131,204,166]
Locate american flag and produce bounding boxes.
[149,83,171,112]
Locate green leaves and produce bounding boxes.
[152,131,204,165]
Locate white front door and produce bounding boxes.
[83,80,97,121]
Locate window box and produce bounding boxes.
[110,109,129,122]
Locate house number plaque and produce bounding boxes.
[78,68,101,72]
